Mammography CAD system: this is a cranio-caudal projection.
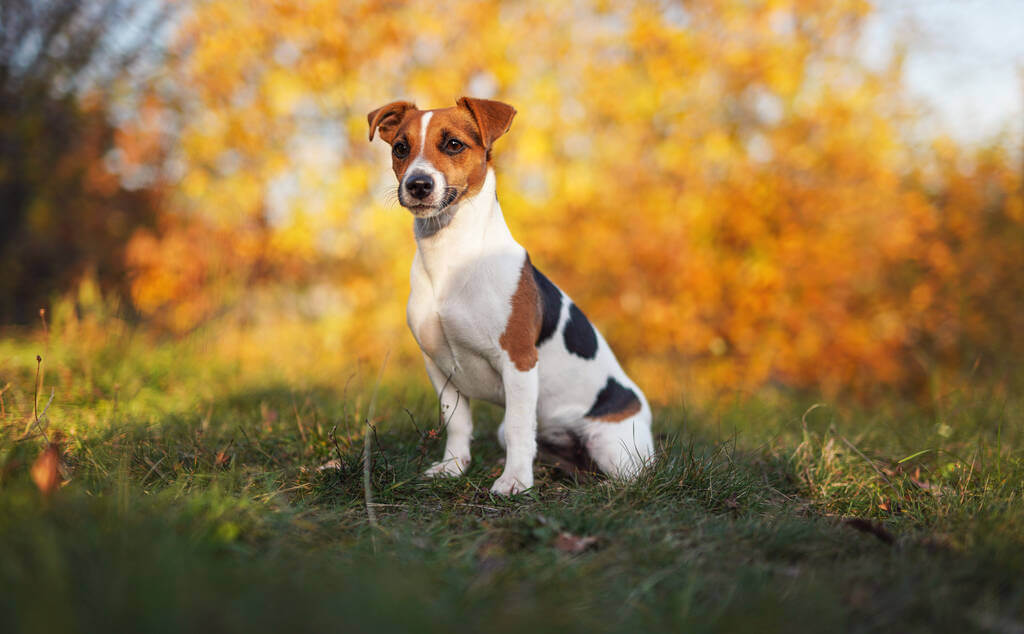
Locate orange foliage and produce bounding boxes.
[124,0,1023,400]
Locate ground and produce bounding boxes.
[0,321,1021,633]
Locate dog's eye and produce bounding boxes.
[393,141,410,159]
[443,138,465,154]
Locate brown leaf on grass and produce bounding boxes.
[877,499,902,514]
[553,532,599,555]
[31,443,61,496]
[843,518,895,545]
[214,450,230,467]
[910,477,937,491]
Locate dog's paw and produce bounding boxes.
[424,456,469,478]
[489,471,533,496]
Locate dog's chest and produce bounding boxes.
[406,255,514,403]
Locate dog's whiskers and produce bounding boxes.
[383,186,402,210]
[437,186,461,211]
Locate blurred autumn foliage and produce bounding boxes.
[4,0,1022,400]
[0,1,170,322]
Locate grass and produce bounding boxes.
[0,316,1022,633]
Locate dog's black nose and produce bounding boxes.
[406,174,434,200]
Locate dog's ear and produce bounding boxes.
[457,97,516,150]
[367,101,416,143]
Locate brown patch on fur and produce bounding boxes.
[384,108,426,181]
[367,101,417,143]
[422,107,490,199]
[500,255,541,371]
[594,399,642,423]
[457,97,516,154]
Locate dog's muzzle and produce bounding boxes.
[400,170,447,213]
[405,173,434,200]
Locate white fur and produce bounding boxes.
[400,112,448,210]
[406,163,655,496]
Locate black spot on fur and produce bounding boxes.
[531,265,562,346]
[563,303,598,359]
[586,377,641,420]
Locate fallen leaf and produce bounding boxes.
[214,450,230,467]
[31,443,61,496]
[877,499,902,514]
[910,477,936,491]
[553,532,599,555]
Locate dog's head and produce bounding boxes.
[367,97,516,217]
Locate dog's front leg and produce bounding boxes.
[422,354,473,477]
[490,361,538,496]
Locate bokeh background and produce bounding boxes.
[2,0,1022,403]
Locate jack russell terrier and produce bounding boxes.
[368,96,654,495]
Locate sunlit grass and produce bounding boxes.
[0,317,1021,633]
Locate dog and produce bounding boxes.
[368,96,654,495]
